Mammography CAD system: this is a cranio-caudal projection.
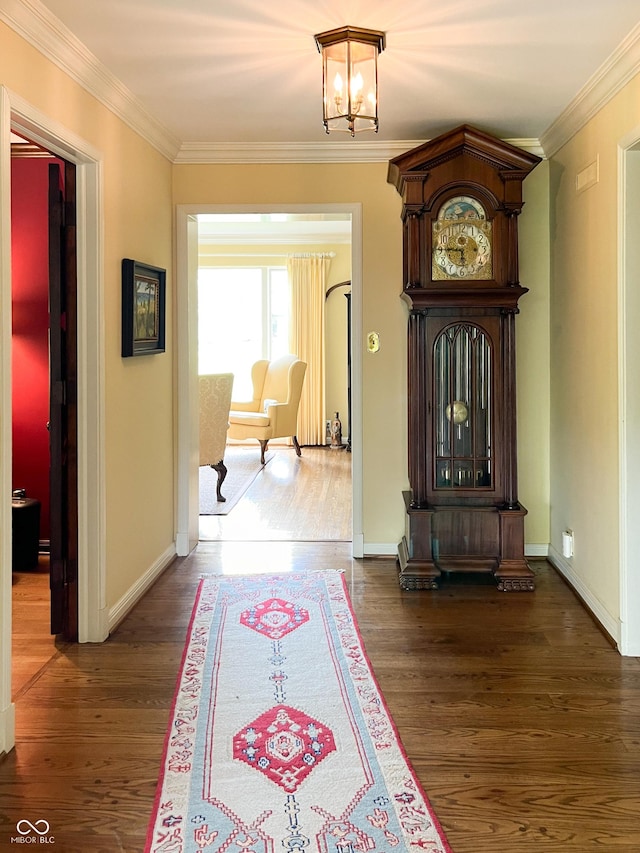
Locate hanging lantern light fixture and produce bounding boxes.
[314,26,385,137]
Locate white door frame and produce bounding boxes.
[0,89,107,753]
[175,203,364,558]
[618,127,640,656]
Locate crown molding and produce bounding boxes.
[0,0,181,161]
[174,138,544,165]
[174,140,424,165]
[501,139,545,159]
[541,21,640,158]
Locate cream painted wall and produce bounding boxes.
[518,162,551,547]
[105,130,174,606]
[198,241,351,437]
[173,161,551,550]
[549,71,640,623]
[174,163,407,547]
[0,22,175,609]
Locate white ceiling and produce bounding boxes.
[28,0,640,153]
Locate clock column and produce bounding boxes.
[495,305,534,591]
[399,307,440,589]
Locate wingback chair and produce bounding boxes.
[228,355,307,464]
[199,372,234,502]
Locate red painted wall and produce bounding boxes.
[11,158,59,541]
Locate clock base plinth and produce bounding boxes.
[400,493,535,591]
[495,506,535,590]
[397,536,440,590]
[494,559,536,592]
[496,575,536,592]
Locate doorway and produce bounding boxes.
[175,204,364,559]
[196,212,353,543]
[10,138,77,698]
[1,89,107,754]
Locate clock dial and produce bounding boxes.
[432,195,493,280]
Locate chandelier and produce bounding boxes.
[314,26,385,137]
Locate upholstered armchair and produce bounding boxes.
[199,372,234,502]
[228,355,307,464]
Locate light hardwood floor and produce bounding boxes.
[11,556,65,701]
[3,450,640,853]
[199,444,352,541]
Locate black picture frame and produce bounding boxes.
[121,259,166,357]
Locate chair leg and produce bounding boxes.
[212,460,227,502]
[292,435,302,457]
[259,440,269,465]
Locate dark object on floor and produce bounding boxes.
[12,490,41,571]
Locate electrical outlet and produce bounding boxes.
[562,530,574,558]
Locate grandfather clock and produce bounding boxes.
[387,125,540,591]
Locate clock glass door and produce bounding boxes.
[434,323,492,491]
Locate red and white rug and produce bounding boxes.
[145,571,453,853]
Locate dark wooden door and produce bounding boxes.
[48,161,78,640]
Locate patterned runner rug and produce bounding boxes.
[145,571,452,853]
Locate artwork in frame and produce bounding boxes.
[121,259,166,357]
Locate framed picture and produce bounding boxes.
[121,259,166,357]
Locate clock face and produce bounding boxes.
[432,195,493,280]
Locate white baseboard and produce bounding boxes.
[525,543,549,557]
[82,606,109,644]
[0,700,15,756]
[175,532,191,557]
[108,544,177,633]
[361,542,550,558]
[363,542,398,557]
[621,637,640,656]
[352,534,364,559]
[548,545,621,646]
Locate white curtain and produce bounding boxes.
[287,253,332,446]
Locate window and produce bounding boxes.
[198,267,289,399]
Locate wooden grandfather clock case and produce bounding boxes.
[388,125,540,591]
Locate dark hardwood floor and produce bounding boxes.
[3,450,640,852]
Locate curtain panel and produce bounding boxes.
[287,254,332,446]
